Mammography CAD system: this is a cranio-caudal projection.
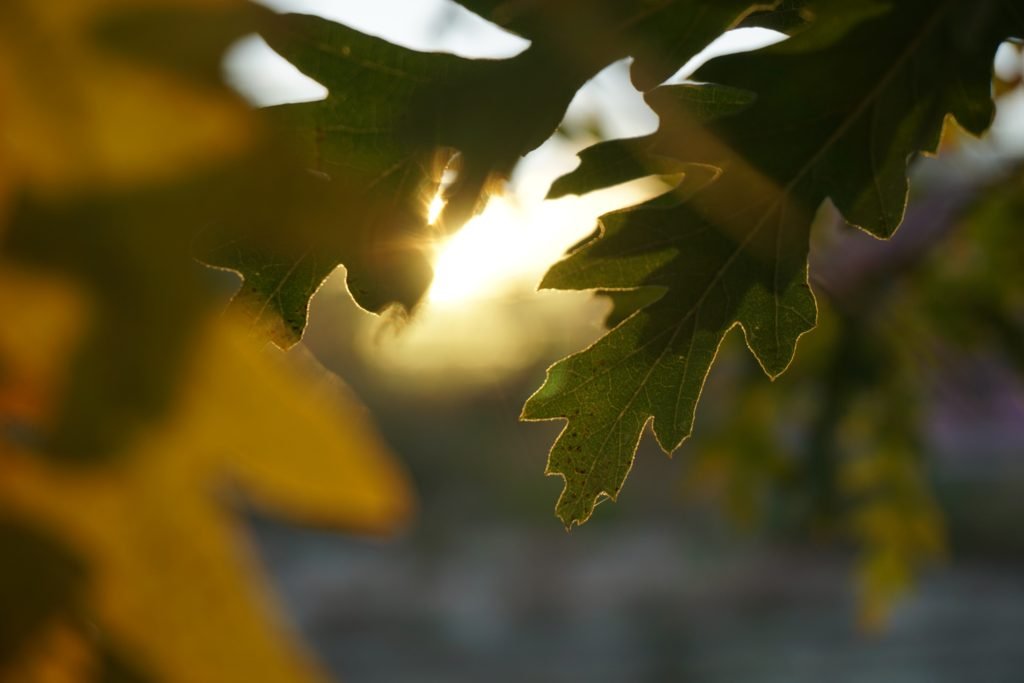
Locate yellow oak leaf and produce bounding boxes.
[0,619,95,683]
[0,275,414,682]
[0,266,90,425]
[0,0,255,203]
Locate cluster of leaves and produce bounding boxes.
[2,0,1023,679]
[243,0,1024,620]
[237,0,1022,620]
[206,0,1022,531]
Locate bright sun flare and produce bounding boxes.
[426,193,446,225]
[425,180,669,310]
[427,196,528,306]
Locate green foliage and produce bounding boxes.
[198,0,1022,531]
[453,0,773,89]
[523,0,1022,527]
[218,2,773,345]
[918,169,1024,371]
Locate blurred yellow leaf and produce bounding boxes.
[0,0,254,203]
[0,266,90,425]
[0,271,414,682]
[842,444,945,631]
[1,619,95,683]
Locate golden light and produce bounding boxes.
[426,193,447,225]
[344,173,675,384]
[425,177,675,309]
[427,196,528,306]
[223,3,794,386]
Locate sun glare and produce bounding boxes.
[361,178,667,384]
[226,2,796,387]
[425,178,668,309]
[426,193,447,225]
[427,197,526,306]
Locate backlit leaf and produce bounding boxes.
[526,0,1022,527]
[221,3,775,345]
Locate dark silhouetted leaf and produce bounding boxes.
[453,0,779,89]
[547,84,754,199]
[739,0,809,32]
[223,4,775,346]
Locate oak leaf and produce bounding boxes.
[0,269,413,682]
[526,0,1022,527]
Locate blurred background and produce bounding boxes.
[216,2,1024,682]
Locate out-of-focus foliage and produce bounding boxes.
[0,267,413,682]
[680,309,946,628]
[0,2,411,681]
[0,0,260,458]
[0,0,255,204]
[676,164,1024,624]
[917,170,1024,371]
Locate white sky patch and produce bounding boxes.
[994,41,1022,83]
[252,0,527,56]
[669,27,788,82]
[223,35,327,106]
[225,0,528,107]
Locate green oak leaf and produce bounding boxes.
[739,0,810,33]
[525,0,1022,527]
[598,288,666,329]
[547,84,755,199]
[207,12,596,345]
[453,0,778,89]
[214,5,772,346]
